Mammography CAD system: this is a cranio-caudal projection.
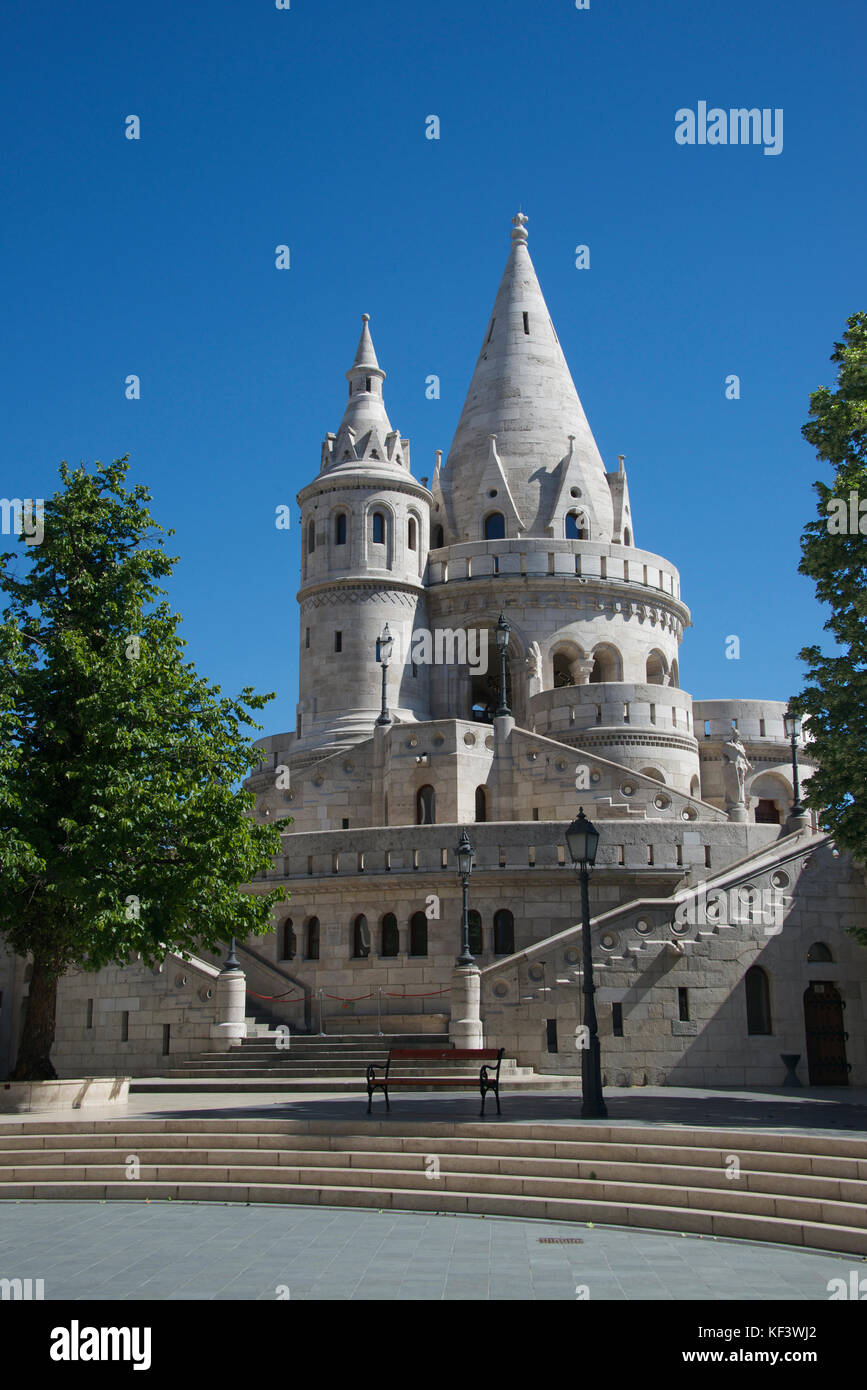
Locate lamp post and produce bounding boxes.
[783,703,805,819]
[495,612,511,717]
[566,807,608,1119]
[455,828,476,966]
[221,937,241,972]
[376,623,394,726]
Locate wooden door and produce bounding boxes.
[804,983,849,1085]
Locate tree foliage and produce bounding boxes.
[0,458,286,1077]
[796,312,867,884]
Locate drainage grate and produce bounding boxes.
[537,1237,583,1244]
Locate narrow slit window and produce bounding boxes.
[334,631,342,652]
[486,317,495,343]
[523,312,530,334]
[612,1003,624,1037]
[678,987,690,1022]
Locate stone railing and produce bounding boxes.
[428,539,682,602]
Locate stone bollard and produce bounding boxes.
[210,965,248,1051]
[450,965,484,1049]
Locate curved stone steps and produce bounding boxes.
[2,1118,864,1254]
[0,1177,861,1254]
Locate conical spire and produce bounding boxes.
[441,214,614,540]
[322,315,408,473]
[352,312,381,370]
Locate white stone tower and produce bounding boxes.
[294,315,432,758]
[428,214,699,793]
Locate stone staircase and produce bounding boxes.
[0,1116,864,1254]
[133,1029,555,1094]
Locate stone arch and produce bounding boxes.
[745,965,771,1035]
[623,525,632,545]
[747,770,791,825]
[331,506,350,558]
[432,523,445,549]
[807,941,833,962]
[670,658,679,689]
[475,785,488,822]
[588,643,622,683]
[416,784,436,824]
[549,639,589,689]
[639,766,666,783]
[483,511,506,540]
[689,775,701,799]
[564,510,589,540]
[646,649,669,685]
[365,499,395,570]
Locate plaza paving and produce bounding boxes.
[1,1085,865,1300]
[0,1199,862,1301]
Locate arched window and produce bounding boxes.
[623,527,632,545]
[589,645,622,683]
[553,653,575,687]
[416,784,436,825]
[408,518,417,550]
[493,909,515,955]
[381,913,399,957]
[305,917,320,960]
[484,512,506,540]
[307,520,315,554]
[475,786,487,822]
[372,511,385,545]
[807,942,833,963]
[468,909,483,956]
[565,512,588,540]
[745,966,771,1035]
[280,918,296,960]
[334,513,347,546]
[410,911,428,956]
[646,652,667,685]
[352,914,370,958]
[432,524,445,548]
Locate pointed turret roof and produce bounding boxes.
[441,214,614,540]
[323,315,409,474]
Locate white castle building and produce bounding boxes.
[2,214,865,1091]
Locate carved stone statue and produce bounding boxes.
[525,641,542,699]
[722,729,752,807]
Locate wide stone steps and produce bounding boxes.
[1,1118,865,1254]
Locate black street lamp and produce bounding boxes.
[376,623,394,726]
[783,703,805,818]
[455,828,476,966]
[565,808,608,1119]
[495,612,511,717]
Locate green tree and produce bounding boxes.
[0,458,286,1080]
[796,312,867,881]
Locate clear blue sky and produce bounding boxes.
[2,0,864,738]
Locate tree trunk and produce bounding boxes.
[9,952,60,1080]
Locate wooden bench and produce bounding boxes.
[366,1047,504,1116]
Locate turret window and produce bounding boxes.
[523,312,530,334]
[307,520,315,553]
[335,513,347,545]
[372,512,385,545]
[565,512,588,540]
[484,512,506,540]
[432,524,445,548]
[416,784,436,825]
[408,518,417,550]
[334,631,342,652]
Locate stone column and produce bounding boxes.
[450,965,483,1048]
[210,965,247,1051]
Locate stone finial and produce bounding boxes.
[618,453,626,473]
[511,211,529,245]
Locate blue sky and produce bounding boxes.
[1,0,864,738]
